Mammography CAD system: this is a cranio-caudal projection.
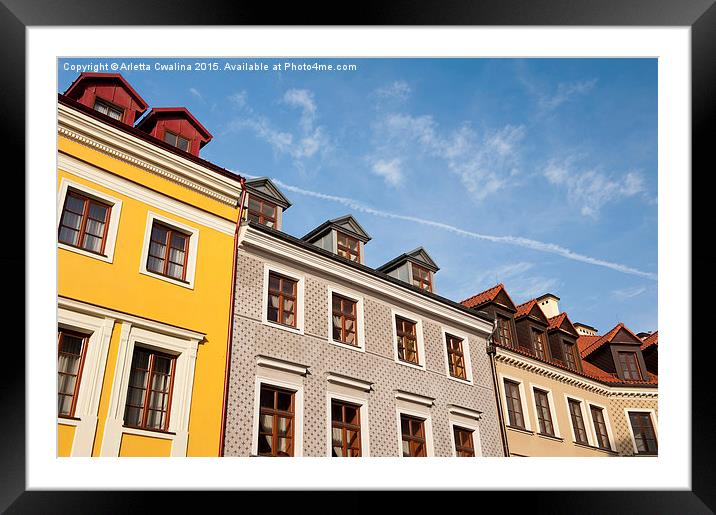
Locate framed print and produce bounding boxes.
[4,0,714,511]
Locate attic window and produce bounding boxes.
[248,197,277,228]
[93,98,123,121]
[411,263,432,292]
[336,232,360,263]
[618,351,642,380]
[164,130,191,152]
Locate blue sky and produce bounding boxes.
[58,58,658,333]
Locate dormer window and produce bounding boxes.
[93,98,124,121]
[248,197,277,228]
[496,316,514,349]
[163,130,191,152]
[411,263,432,292]
[562,341,579,371]
[618,351,642,380]
[336,232,361,263]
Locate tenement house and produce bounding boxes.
[222,192,506,457]
[461,287,658,457]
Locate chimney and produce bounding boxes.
[536,293,560,318]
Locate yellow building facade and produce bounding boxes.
[56,74,244,457]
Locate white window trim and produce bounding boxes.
[251,374,305,457]
[586,400,616,452]
[325,389,370,457]
[448,413,483,457]
[624,408,658,455]
[395,405,435,457]
[441,326,474,384]
[528,382,562,439]
[326,284,366,352]
[57,306,115,457]
[57,178,123,264]
[138,211,200,289]
[100,322,202,457]
[261,262,306,335]
[563,394,595,447]
[390,307,426,371]
[499,373,532,432]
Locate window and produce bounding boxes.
[446,333,467,380]
[332,294,357,346]
[58,190,111,255]
[146,221,190,281]
[336,232,361,262]
[247,197,278,228]
[57,330,88,418]
[267,272,298,327]
[563,341,579,371]
[400,415,427,457]
[257,384,295,456]
[93,98,123,121]
[628,412,657,455]
[568,399,588,444]
[591,406,611,450]
[618,351,642,380]
[453,426,475,457]
[504,379,525,429]
[532,329,547,360]
[331,399,362,457]
[496,316,514,348]
[164,130,191,152]
[533,389,555,436]
[411,263,432,292]
[123,347,176,432]
[395,316,419,365]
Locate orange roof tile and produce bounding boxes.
[641,330,658,350]
[548,313,567,329]
[577,335,600,354]
[515,299,536,318]
[578,322,644,358]
[460,283,505,309]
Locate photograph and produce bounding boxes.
[55,56,658,459]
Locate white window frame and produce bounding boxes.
[100,322,202,457]
[261,262,306,335]
[390,307,426,370]
[395,404,435,457]
[529,382,561,439]
[564,394,595,447]
[624,408,658,455]
[326,284,366,352]
[448,406,483,457]
[57,305,115,457]
[139,212,200,289]
[251,366,305,457]
[499,373,532,432]
[325,386,370,457]
[441,326,474,384]
[57,178,123,263]
[586,401,616,452]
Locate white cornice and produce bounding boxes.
[447,405,483,420]
[326,373,374,392]
[241,228,494,336]
[395,390,435,407]
[256,355,310,376]
[495,349,658,398]
[58,103,243,206]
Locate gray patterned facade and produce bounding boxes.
[223,223,506,457]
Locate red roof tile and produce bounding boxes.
[641,331,658,350]
[460,283,504,308]
[578,322,644,358]
[577,335,600,354]
[515,299,536,318]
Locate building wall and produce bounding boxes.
[57,126,241,456]
[224,249,504,457]
[495,353,657,457]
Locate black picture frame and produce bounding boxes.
[4,1,712,512]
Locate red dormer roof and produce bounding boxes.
[641,330,659,351]
[547,312,579,337]
[63,73,148,125]
[136,107,213,156]
[460,283,517,311]
[578,322,643,358]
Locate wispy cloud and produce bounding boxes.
[538,79,598,112]
[612,285,648,300]
[544,158,646,218]
[373,113,526,202]
[374,80,412,103]
[510,276,560,302]
[268,179,657,280]
[189,87,204,102]
[371,158,403,187]
[228,90,248,109]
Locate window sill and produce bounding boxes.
[140,268,194,290]
[262,319,304,335]
[446,374,473,386]
[59,242,113,263]
[536,432,564,442]
[57,416,81,427]
[329,339,365,353]
[394,358,426,371]
[506,425,534,435]
[572,440,617,455]
[122,425,176,439]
